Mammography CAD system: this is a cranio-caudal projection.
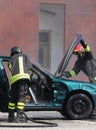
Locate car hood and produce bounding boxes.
[55,34,83,76]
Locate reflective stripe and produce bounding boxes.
[8,102,15,110]
[69,70,76,77]
[17,102,24,106]
[10,73,30,85]
[17,102,25,110]
[19,57,24,74]
[85,45,90,52]
[8,63,12,70]
[10,56,30,85]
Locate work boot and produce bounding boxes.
[8,110,15,122]
[15,109,27,123]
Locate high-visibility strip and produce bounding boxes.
[8,102,16,110]
[10,73,30,85]
[19,57,24,74]
[17,102,25,110]
[8,63,12,70]
[10,56,30,85]
[17,102,24,106]
[69,70,76,77]
[85,45,90,52]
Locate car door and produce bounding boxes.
[55,34,83,76]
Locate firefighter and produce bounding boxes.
[8,46,32,123]
[62,40,96,83]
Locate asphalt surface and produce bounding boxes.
[0,111,96,130]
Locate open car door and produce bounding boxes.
[55,34,83,76]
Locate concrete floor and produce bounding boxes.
[0,111,96,130]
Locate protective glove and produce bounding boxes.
[80,39,87,48]
[62,71,71,78]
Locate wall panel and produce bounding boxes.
[0,0,39,62]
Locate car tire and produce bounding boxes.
[65,93,93,119]
[60,108,68,118]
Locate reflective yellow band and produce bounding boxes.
[10,56,30,85]
[8,102,15,110]
[19,57,24,74]
[85,45,90,52]
[17,102,24,106]
[17,102,25,110]
[10,73,30,85]
[69,70,76,77]
[8,106,15,110]
[8,63,12,70]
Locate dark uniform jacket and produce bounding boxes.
[8,53,32,85]
[72,49,96,83]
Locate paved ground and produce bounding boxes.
[0,111,96,130]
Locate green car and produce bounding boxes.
[0,34,96,120]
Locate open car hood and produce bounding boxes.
[55,34,83,76]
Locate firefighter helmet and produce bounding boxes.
[74,44,85,53]
[10,46,22,56]
[73,44,85,58]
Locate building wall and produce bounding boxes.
[0,0,39,62]
[65,0,96,56]
[1,0,96,61]
[40,0,96,57]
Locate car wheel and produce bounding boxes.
[60,109,68,118]
[66,93,93,119]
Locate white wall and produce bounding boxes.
[39,4,65,74]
